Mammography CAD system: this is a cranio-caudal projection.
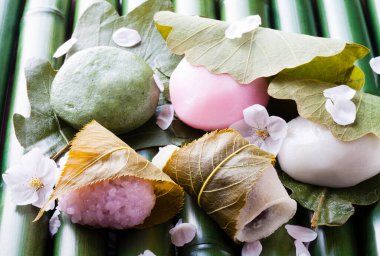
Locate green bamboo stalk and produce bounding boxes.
[173,0,216,19]
[117,148,175,256]
[365,0,380,55]
[121,0,147,14]
[315,0,380,96]
[357,204,380,255]
[0,0,71,254]
[220,0,270,27]
[177,194,238,256]
[74,0,120,24]
[271,0,317,35]
[0,0,24,125]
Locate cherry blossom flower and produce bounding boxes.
[138,250,156,256]
[49,209,61,236]
[225,15,261,39]
[229,104,287,155]
[242,240,262,256]
[2,148,58,210]
[323,85,357,126]
[112,27,141,47]
[156,104,174,130]
[370,56,380,74]
[169,219,197,247]
[53,37,77,58]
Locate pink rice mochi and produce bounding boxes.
[59,176,156,229]
[169,58,269,131]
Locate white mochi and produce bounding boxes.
[278,117,380,187]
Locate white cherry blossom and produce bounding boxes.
[229,104,287,155]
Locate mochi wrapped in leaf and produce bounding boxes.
[35,121,184,229]
[162,130,297,243]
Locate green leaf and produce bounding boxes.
[68,0,181,78]
[153,11,368,85]
[13,59,75,157]
[268,74,380,141]
[279,170,380,226]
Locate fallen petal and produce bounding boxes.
[112,27,141,47]
[169,222,197,247]
[294,239,311,256]
[156,104,174,130]
[285,224,317,242]
[325,98,356,126]
[323,85,356,101]
[49,210,61,236]
[138,250,156,256]
[153,73,164,92]
[370,56,380,74]
[241,240,262,256]
[225,15,261,39]
[53,38,77,58]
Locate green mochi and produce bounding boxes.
[50,46,159,134]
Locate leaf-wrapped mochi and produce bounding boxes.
[35,121,184,229]
[50,46,160,134]
[162,130,297,243]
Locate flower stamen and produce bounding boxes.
[29,177,44,190]
[255,129,269,140]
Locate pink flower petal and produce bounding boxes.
[370,57,380,74]
[229,119,253,138]
[49,210,61,236]
[243,104,269,128]
[267,116,287,140]
[169,221,197,247]
[261,137,283,155]
[153,73,164,92]
[242,240,262,256]
[156,104,174,130]
[285,224,317,243]
[294,239,311,256]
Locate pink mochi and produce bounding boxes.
[169,58,269,131]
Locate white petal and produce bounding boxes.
[267,116,288,140]
[169,222,197,247]
[261,137,283,155]
[152,145,179,170]
[33,187,55,210]
[156,104,174,130]
[138,250,156,256]
[153,73,164,92]
[285,224,317,243]
[39,158,59,187]
[370,57,380,74]
[112,27,141,47]
[53,38,77,58]
[229,119,254,138]
[49,210,61,236]
[323,85,356,101]
[242,240,262,256]
[243,104,269,128]
[21,148,44,175]
[57,152,68,171]
[225,15,261,39]
[294,240,311,256]
[10,185,38,205]
[2,168,30,187]
[325,98,356,125]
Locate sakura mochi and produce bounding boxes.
[59,176,155,229]
[169,58,269,130]
[278,117,380,188]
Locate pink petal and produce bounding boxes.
[169,222,197,247]
[229,119,253,138]
[49,210,61,236]
[370,57,380,74]
[294,239,311,256]
[243,104,269,128]
[242,240,262,256]
[153,73,164,92]
[267,116,287,140]
[325,98,356,125]
[285,224,317,243]
[261,137,283,155]
[156,104,174,130]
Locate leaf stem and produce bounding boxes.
[311,187,328,229]
[51,143,70,161]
